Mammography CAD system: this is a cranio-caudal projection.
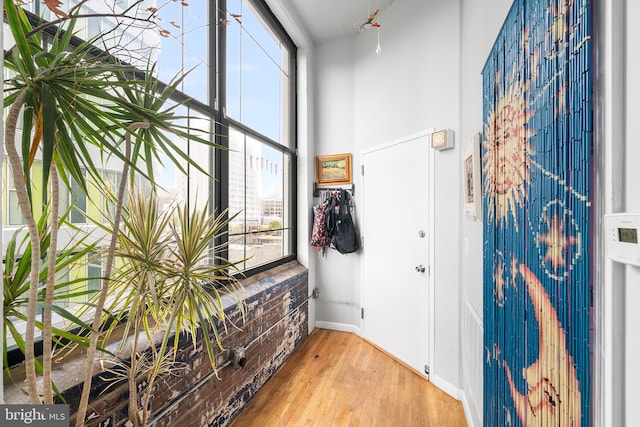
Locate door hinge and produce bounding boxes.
[425,365,430,375]
[361,165,365,176]
[361,308,364,319]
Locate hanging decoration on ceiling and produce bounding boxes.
[356,8,380,31]
[354,2,382,55]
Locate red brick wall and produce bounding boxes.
[65,262,309,427]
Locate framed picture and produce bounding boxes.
[463,133,482,221]
[316,153,353,186]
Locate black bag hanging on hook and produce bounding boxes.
[330,189,360,254]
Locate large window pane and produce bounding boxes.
[226,0,290,146]
[41,1,209,93]
[186,110,213,212]
[228,126,290,270]
[154,0,209,103]
[151,105,211,212]
[42,1,161,68]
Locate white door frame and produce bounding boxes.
[359,128,436,375]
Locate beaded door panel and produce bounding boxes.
[482,0,592,425]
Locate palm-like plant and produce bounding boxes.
[3,0,228,420]
[73,56,219,427]
[101,191,245,427]
[4,0,140,403]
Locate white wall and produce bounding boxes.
[625,0,640,423]
[265,0,318,334]
[459,0,512,315]
[313,0,463,390]
[313,38,359,329]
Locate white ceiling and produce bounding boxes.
[288,0,395,43]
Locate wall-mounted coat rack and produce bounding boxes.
[313,182,355,197]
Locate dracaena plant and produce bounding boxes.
[4,1,126,404]
[98,190,245,427]
[3,1,227,423]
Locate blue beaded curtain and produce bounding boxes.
[482,0,592,425]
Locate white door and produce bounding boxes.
[361,131,430,375]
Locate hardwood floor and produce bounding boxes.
[230,328,467,427]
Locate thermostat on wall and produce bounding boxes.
[604,213,640,267]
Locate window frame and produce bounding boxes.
[215,0,298,277]
[3,0,297,362]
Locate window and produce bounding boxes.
[227,127,292,270]
[3,0,296,357]
[226,0,291,146]
[4,160,44,226]
[55,267,71,308]
[86,252,103,293]
[222,0,296,273]
[58,171,87,224]
[6,165,24,225]
[154,0,209,103]
[102,170,123,223]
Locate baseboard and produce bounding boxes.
[315,321,361,335]
[429,373,463,401]
[460,389,479,427]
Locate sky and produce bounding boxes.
[151,0,286,199]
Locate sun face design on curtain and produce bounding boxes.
[482,0,592,426]
[482,71,535,230]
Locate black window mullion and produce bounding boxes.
[225,115,296,157]
[214,0,229,267]
[211,0,220,111]
[214,120,230,267]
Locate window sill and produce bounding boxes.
[2,260,308,407]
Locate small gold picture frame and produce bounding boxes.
[316,153,353,186]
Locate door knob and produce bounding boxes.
[415,264,426,273]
